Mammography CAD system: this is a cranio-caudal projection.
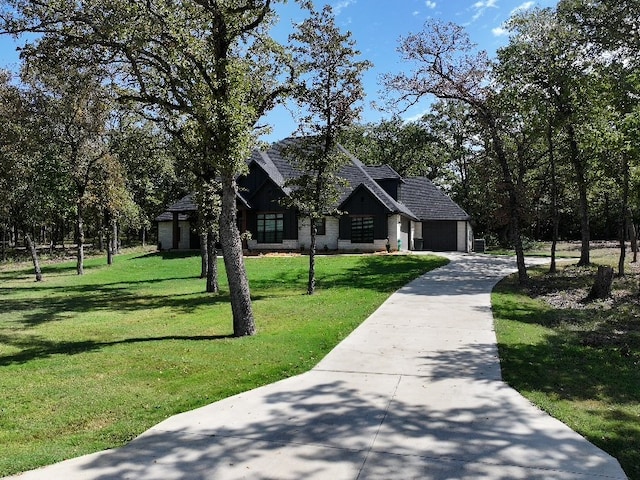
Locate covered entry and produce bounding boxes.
[422,221,458,251]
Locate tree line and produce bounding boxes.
[344,0,639,282]
[1,0,637,334]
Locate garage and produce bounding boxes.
[422,220,458,251]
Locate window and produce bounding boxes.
[311,218,326,236]
[351,216,374,243]
[257,213,284,243]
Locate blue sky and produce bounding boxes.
[266,0,560,141]
[0,0,559,141]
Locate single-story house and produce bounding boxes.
[156,138,472,253]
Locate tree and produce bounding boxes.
[0,71,43,279]
[384,20,530,283]
[23,64,113,275]
[109,111,178,249]
[499,8,595,267]
[339,117,446,181]
[2,0,299,336]
[285,4,371,294]
[560,0,640,274]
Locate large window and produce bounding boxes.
[257,213,284,243]
[351,216,374,243]
[311,217,326,236]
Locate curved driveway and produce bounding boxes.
[6,253,628,479]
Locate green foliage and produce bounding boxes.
[284,3,371,223]
[0,251,447,476]
[284,4,371,293]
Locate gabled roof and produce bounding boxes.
[337,147,417,220]
[156,212,190,222]
[157,190,251,222]
[159,138,470,224]
[364,165,402,181]
[250,149,292,195]
[400,177,470,221]
[166,194,197,213]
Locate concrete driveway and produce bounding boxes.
[6,253,628,479]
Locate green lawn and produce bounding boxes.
[0,250,447,476]
[493,267,640,480]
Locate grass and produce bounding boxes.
[493,258,640,480]
[0,250,448,476]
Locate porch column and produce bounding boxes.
[172,212,179,250]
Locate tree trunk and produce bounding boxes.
[1,224,6,262]
[219,176,255,337]
[630,220,638,263]
[308,222,317,295]
[567,123,590,267]
[486,111,528,284]
[98,208,105,252]
[77,203,85,275]
[25,233,43,282]
[105,211,113,265]
[112,221,119,255]
[200,232,208,278]
[619,156,630,276]
[548,122,559,274]
[618,222,626,277]
[206,227,219,293]
[588,265,614,300]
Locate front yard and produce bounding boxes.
[493,252,640,480]
[0,250,447,477]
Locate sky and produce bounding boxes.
[264,0,560,141]
[0,0,560,142]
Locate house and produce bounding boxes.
[156,194,198,251]
[156,139,472,253]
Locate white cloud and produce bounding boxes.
[425,1,437,8]
[492,26,508,36]
[510,1,535,15]
[333,0,355,15]
[404,109,431,123]
[412,10,421,16]
[471,0,499,22]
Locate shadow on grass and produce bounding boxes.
[0,333,235,366]
[0,286,237,328]
[315,255,449,293]
[494,273,640,479]
[498,336,639,479]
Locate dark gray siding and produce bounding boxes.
[375,178,400,200]
[246,179,297,241]
[339,186,388,240]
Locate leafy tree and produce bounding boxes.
[499,7,596,267]
[384,20,530,283]
[560,0,640,273]
[109,111,178,248]
[0,71,43,278]
[339,117,445,181]
[2,0,299,336]
[285,4,371,294]
[23,63,113,275]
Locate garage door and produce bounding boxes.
[422,221,457,251]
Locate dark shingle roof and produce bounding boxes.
[158,139,470,225]
[338,147,417,219]
[400,177,470,221]
[156,212,190,222]
[364,165,402,181]
[166,194,197,213]
[256,138,416,218]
